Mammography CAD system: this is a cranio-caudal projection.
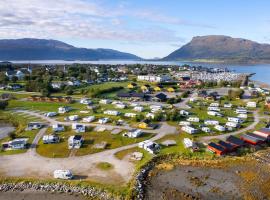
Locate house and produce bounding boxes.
[153,93,167,102]
[115,103,126,109]
[104,110,120,116]
[246,101,257,108]
[224,102,232,108]
[134,106,144,112]
[124,113,137,118]
[207,107,221,112]
[99,99,112,104]
[207,111,222,117]
[52,124,65,132]
[187,117,200,122]
[180,110,189,116]
[138,140,160,154]
[137,74,171,83]
[226,135,245,149]
[179,121,191,126]
[202,127,211,133]
[123,129,143,138]
[226,122,239,128]
[66,115,79,121]
[167,87,175,93]
[146,112,155,119]
[214,125,226,132]
[218,140,234,152]
[27,122,43,130]
[204,120,219,126]
[72,124,86,133]
[3,138,28,150]
[127,82,137,89]
[228,117,243,124]
[68,135,83,149]
[58,106,72,114]
[82,116,95,123]
[45,112,57,117]
[181,126,198,134]
[240,133,266,145]
[42,135,60,144]
[80,98,92,105]
[98,118,109,124]
[235,108,247,114]
[253,128,270,141]
[207,142,226,156]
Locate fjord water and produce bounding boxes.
[11,60,270,85]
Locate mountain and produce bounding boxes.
[0,38,140,60]
[163,35,270,63]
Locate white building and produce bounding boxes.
[52,124,65,132]
[124,113,137,118]
[72,123,86,133]
[123,129,143,138]
[226,122,239,128]
[137,74,171,83]
[98,118,109,124]
[246,101,257,108]
[115,103,126,109]
[6,138,28,149]
[82,116,95,123]
[58,106,72,114]
[134,106,144,112]
[138,140,160,154]
[183,138,194,148]
[214,125,226,132]
[68,135,83,149]
[207,107,221,112]
[187,117,200,122]
[204,120,219,126]
[180,110,190,116]
[80,98,92,105]
[42,135,60,144]
[67,115,79,121]
[207,111,222,117]
[210,102,219,107]
[228,117,243,123]
[235,108,247,114]
[181,126,198,134]
[202,127,211,133]
[179,121,191,126]
[104,110,120,116]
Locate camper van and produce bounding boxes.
[53,170,73,180]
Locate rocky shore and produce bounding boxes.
[0,182,115,200]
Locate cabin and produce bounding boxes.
[154,86,161,92]
[127,82,137,89]
[214,125,226,132]
[98,118,109,124]
[181,126,198,134]
[67,115,79,121]
[246,101,257,108]
[133,106,144,112]
[42,135,60,144]
[253,128,270,141]
[207,142,226,156]
[104,110,120,116]
[207,111,222,117]
[115,103,126,109]
[58,106,72,114]
[226,135,245,149]
[82,116,95,123]
[226,122,239,128]
[52,124,65,132]
[218,140,234,152]
[207,107,221,112]
[240,133,266,145]
[228,117,243,124]
[68,135,83,149]
[138,140,160,154]
[179,121,191,126]
[27,122,43,130]
[80,98,92,105]
[123,129,143,138]
[210,102,219,107]
[180,110,189,116]
[187,117,200,122]
[235,108,247,114]
[202,127,211,133]
[167,87,175,93]
[72,123,86,133]
[204,120,219,126]
[124,113,137,118]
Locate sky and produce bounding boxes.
[0,0,270,58]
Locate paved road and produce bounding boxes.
[0,110,177,184]
[200,110,260,142]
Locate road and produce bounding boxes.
[0,110,177,184]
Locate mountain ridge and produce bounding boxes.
[0,38,140,61]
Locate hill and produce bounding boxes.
[163,35,270,63]
[0,38,140,61]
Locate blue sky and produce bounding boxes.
[0,0,270,58]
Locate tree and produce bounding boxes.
[11,76,18,83]
[66,89,74,95]
[0,101,8,110]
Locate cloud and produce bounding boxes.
[0,0,197,43]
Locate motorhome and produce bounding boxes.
[53,170,73,180]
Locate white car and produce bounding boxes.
[53,170,73,180]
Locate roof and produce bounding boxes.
[241,133,266,142]
[155,93,167,100]
[226,135,245,146]
[256,128,270,135]
[208,142,226,152]
[218,140,234,150]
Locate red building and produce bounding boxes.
[207,142,226,156]
[240,133,266,145]
[253,128,270,141]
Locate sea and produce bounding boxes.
[10,60,270,86]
